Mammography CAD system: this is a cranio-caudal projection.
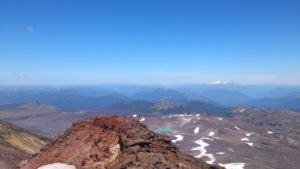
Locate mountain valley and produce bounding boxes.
[0,85,299,169]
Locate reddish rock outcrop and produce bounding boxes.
[22,116,223,169]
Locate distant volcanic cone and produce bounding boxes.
[22,116,223,169]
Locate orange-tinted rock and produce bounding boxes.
[22,116,223,169]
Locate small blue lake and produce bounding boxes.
[155,127,175,133]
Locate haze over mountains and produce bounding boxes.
[1,0,299,168]
[0,84,300,169]
[1,84,300,111]
[1,101,299,168]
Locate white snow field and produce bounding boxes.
[132,114,137,117]
[174,114,189,117]
[245,132,253,137]
[201,137,214,141]
[171,135,184,143]
[227,148,235,152]
[194,126,200,134]
[140,117,145,122]
[212,136,220,140]
[191,139,216,164]
[38,163,76,169]
[241,138,249,141]
[208,131,215,136]
[219,163,245,169]
[246,142,254,147]
[217,117,223,121]
[234,126,241,131]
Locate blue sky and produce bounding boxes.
[0,0,300,85]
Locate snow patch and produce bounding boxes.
[191,139,216,164]
[267,131,273,134]
[172,135,184,143]
[208,132,215,136]
[217,117,223,121]
[140,117,145,122]
[132,114,137,118]
[174,114,189,117]
[219,163,245,169]
[216,152,225,155]
[180,117,193,124]
[246,142,254,147]
[227,148,235,152]
[38,163,76,169]
[241,138,249,142]
[194,127,200,134]
[209,80,233,85]
[240,108,246,113]
[245,132,253,137]
[201,137,214,141]
[234,126,241,131]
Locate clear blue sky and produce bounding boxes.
[1,0,299,85]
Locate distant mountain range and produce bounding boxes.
[108,100,229,116]
[1,85,300,111]
[0,89,130,110]
[200,89,251,106]
[1,105,298,168]
[247,97,300,110]
[132,88,211,102]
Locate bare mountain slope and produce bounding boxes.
[0,119,50,169]
[22,116,223,169]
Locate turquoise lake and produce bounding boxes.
[155,127,175,133]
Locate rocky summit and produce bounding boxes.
[22,116,223,169]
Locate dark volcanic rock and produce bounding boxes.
[22,116,223,169]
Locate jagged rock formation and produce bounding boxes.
[22,116,223,169]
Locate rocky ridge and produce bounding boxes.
[22,116,223,169]
[0,119,49,169]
